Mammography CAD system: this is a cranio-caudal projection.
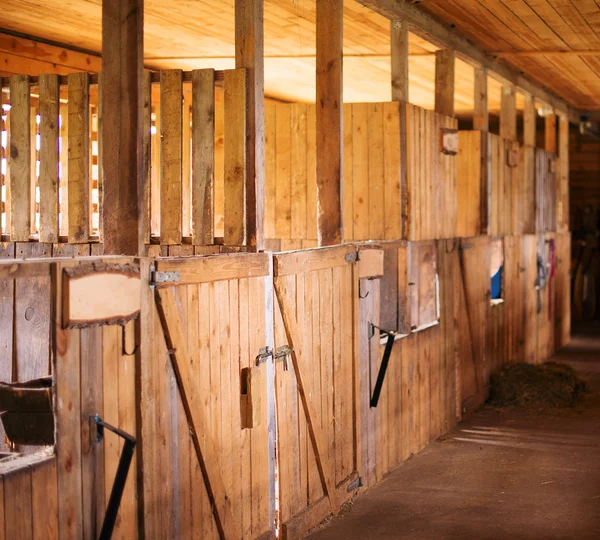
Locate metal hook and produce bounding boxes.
[358,281,370,299]
[121,324,139,356]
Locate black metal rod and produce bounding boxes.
[95,418,136,540]
[370,331,396,408]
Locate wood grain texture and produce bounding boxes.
[500,86,517,142]
[102,0,143,254]
[390,21,409,102]
[160,70,183,245]
[38,74,60,243]
[316,0,343,246]
[473,68,488,131]
[9,75,30,241]
[223,68,247,245]
[67,72,90,243]
[192,69,215,245]
[235,0,264,249]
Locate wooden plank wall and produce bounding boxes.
[263,101,457,245]
[458,131,528,237]
[535,149,557,234]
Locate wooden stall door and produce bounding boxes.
[273,246,360,538]
[146,254,274,540]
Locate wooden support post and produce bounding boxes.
[435,50,455,117]
[500,86,517,141]
[391,21,409,102]
[235,0,264,249]
[523,93,536,147]
[545,113,557,153]
[473,68,488,131]
[101,0,144,255]
[316,0,343,246]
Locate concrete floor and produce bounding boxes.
[307,326,600,540]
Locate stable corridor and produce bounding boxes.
[307,326,600,540]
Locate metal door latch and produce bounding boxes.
[255,345,294,370]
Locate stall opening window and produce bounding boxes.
[490,238,504,305]
[409,241,440,332]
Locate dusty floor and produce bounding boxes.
[306,326,600,540]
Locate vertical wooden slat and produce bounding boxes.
[4,469,33,540]
[15,242,51,381]
[264,103,276,240]
[39,74,60,243]
[55,263,83,539]
[68,72,90,243]
[434,50,455,118]
[275,104,291,239]
[29,104,37,236]
[9,75,30,241]
[368,103,384,240]
[182,100,192,238]
[235,0,264,249]
[523,93,536,148]
[352,104,369,241]
[224,68,247,246]
[383,102,401,240]
[306,104,318,241]
[59,101,68,237]
[291,103,308,239]
[142,71,152,244]
[160,70,183,245]
[316,0,343,246]
[80,327,104,539]
[390,20,409,102]
[31,459,59,540]
[1,91,10,237]
[545,113,557,154]
[558,115,569,230]
[473,68,488,131]
[500,86,517,142]
[192,69,215,245]
[342,104,353,241]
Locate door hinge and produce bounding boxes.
[149,264,180,287]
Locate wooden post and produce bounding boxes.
[235,0,264,250]
[545,113,557,153]
[500,86,517,141]
[391,21,409,102]
[558,115,569,230]
[523,93,536,147]
[101,0,144,255]
[435,50,455,117]
[473,68,488,131]
[316,0,343,246]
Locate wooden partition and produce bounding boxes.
[457,131,528,237]
[0,234,570,538]
[535,149,557,233]
[0,69,248,249]
[264,102,457,246]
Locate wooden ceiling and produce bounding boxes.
[1,0,534,112]
[419,0,600,111]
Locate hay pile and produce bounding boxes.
[489,362,586,409]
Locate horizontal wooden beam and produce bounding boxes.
[354,0,574,119]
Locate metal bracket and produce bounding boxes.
[347,476,363,492]
[368,324,398,408]
[90,414,136,540]
[149,263,180,288]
